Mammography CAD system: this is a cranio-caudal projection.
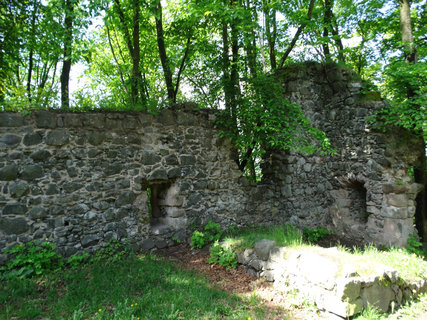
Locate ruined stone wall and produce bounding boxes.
[261,63,425,246]
[0,109,249,261]
[0,63,424,261]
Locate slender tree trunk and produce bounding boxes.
[106,22,128,93]
[264,0,276,69]
[155,0,175,103]
[222,22,232,111]
[60,0,74,109]
[244,0,257,77]
[322,0,332,61]
[113,0,145,106]
[279,0,316,68]
[131,0,145,105]
[174,35,192,98]
[27,1,39,103]
[399,0,417,64]
[331,23,345,62]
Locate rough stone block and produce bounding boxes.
[104,163,123,176]
[35,111,56,128]
[385,194,408,207]
[30,149,51,162]
[167,168,181,179]
[336,278,362,301]
[0,217,29,235]
[254,239,277,261]
[87,131,105,145]
[23,131,43,145]
[71,203,90,215]
[361,282,395,313]
[0,164,19,181]
[46,129,69,146]
[9,182,30,198]
[180,155,196,165]
[28,206,48,219]
[0,113,25,127]
[141,151,161,165]
[148,168,168,181]
[1,134,21,146]
[3,203,28,215]
[20,165,43,181]
[81,234,100,247]
[115,191,136,207]
[380,206,410,219]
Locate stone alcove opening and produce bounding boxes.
[346,180,369,223]
[335,174,369,224]
[145,181,186,236]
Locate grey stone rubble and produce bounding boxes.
[237,239,427,318]
[0,63,425,264]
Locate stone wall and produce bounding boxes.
[260,63,425,246]
[0,109,249,261]
[237,239,427,318]
[0,62,424,261]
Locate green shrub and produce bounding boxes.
[66,252,90,270]
[303,227,332,243]
[190,221,222,249]
[207,241,237,270]
[190,231,206,249]
[406,233,425,257]
[1,240,63,278]
[204,220,222,242]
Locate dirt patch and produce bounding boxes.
[156,244,324,319]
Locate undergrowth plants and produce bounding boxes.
[0,238,130,279]
[0,239,63,279]
[190,220,222,249]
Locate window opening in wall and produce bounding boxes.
[145,181,185,235]
[147,183,167,224]
[347,180,368,223]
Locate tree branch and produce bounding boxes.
[278,0,316,68]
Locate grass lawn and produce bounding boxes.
[0,253,285,320]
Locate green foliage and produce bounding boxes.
[203,220,222,242]
[0,240,63,278]
[66,252,90,270]
[190,231,206,249]
[370,61,427,140]
[92,239,130,263]
[406,233,425,257]
[216,73,335,180]
[302,227,333,243]
[207,241,237,270]
[190,220,222,249]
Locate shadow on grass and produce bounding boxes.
[1,254,276,320]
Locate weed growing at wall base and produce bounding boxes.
[0,240,63,279]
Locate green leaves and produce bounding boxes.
[216,72,335,180]
[1,240,63,279]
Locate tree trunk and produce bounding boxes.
[264,0,276,70]
[322,0,332,60]
[155,0,175,103]
[113,0,145,106]
[60,0,74,109]
[279,0,316,68]
[399,0,417,63]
